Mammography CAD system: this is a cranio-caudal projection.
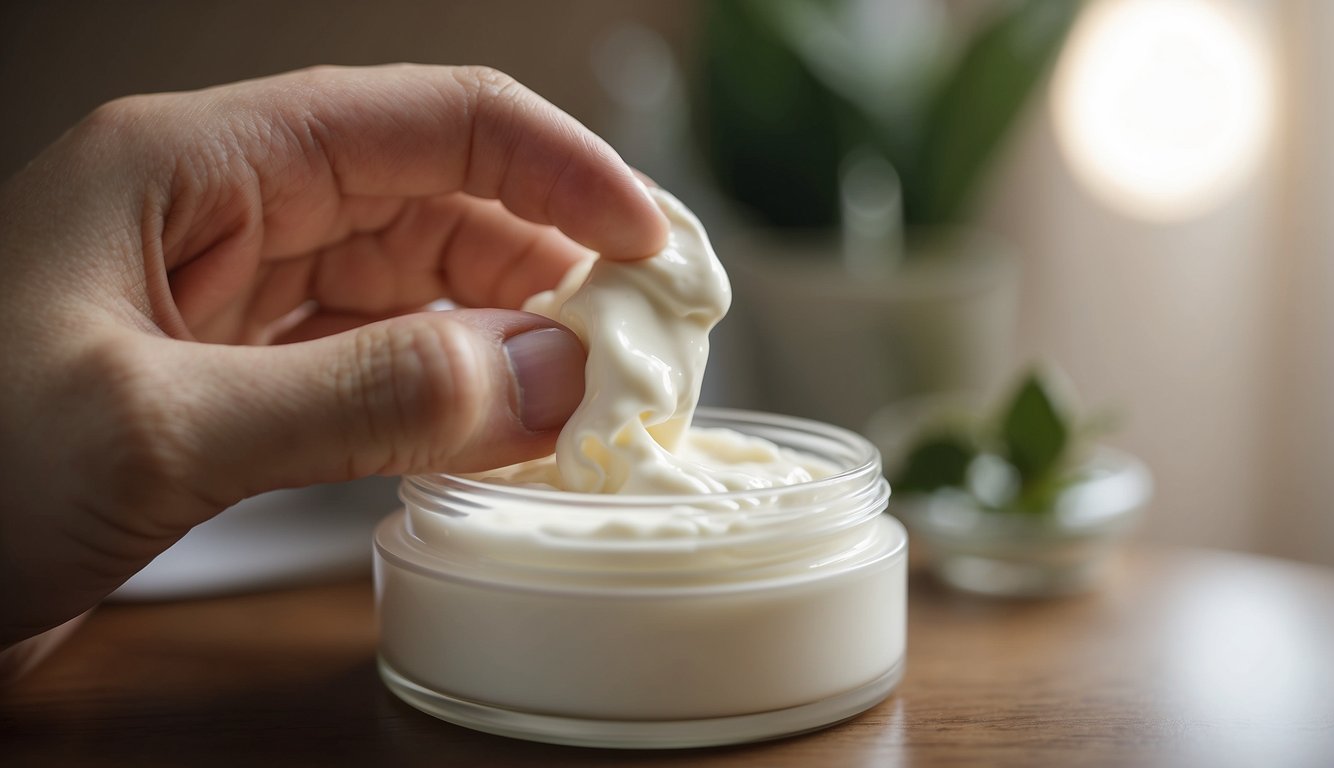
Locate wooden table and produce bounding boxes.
[4,545,1333,767]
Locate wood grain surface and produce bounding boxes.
[3,546,1333,767]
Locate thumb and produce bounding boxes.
[174,309,585,503]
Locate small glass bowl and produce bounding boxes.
[892,447,1151,597]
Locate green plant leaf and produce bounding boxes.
[909,0,1079,225]
[1000,371,1070,484]
[892,432,976,494]
[695,0,845,229]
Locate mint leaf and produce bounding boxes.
[1000,372,1069,483]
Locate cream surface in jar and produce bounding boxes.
[373,190,906,748]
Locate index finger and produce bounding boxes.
[213,64,670,260]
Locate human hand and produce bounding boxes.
[0,64,668,650]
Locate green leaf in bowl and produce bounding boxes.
[1000,372,1070,484]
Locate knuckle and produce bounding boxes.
[453,65,535,127]
[337,320,486,474]
[71,94,185,185]
[453,65,520,100]
[451,66,534,196]
[337,324,395,452]
[421,319,488,448]
[75,94,174,153]
[83,94,153,132]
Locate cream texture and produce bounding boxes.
[377,514,905,721]
[373,189,906,743]
[482,188,829,494]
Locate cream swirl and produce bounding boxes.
[478,188,830,494]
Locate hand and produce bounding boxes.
[0,64,669,651]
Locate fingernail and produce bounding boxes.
[503,327,586,432]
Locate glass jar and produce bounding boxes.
[373,408,907,749]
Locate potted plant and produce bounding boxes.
[694,0,1078,429]
[873,368,1152,597]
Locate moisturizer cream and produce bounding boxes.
[373,189,907,748]
[374,409,905,748]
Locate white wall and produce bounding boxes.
[1266,0,1334,564]
[980,1,1334,565]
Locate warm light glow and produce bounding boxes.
[1051,0,1272,220]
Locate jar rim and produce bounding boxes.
[375,510,907,597]
[392,408,894,582]
[401,407,884,509]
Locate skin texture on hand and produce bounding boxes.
[0,64,669,650]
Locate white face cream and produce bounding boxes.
[372,190,907,749]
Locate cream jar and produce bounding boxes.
[373,409,907,749]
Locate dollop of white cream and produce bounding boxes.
[477,189,831,494]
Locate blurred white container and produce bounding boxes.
[892,447,1151,597]
[722,227,1018,431]
[111,477,400,601]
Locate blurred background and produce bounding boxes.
[2,0,1331,568]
